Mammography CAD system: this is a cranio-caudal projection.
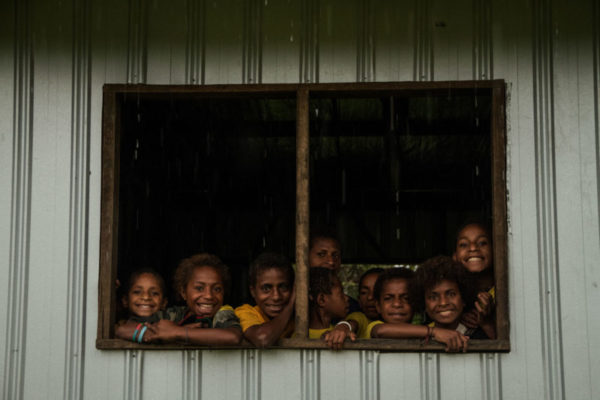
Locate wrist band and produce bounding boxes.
[132,323,143,342]
[335,321,352,332]
[137,325,148,343]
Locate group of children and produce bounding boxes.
[115,222,495,352]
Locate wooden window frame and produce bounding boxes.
[97,80,509,352]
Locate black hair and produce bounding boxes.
[309,267,339,305]
[123,268,167,297]
[358,267,385,289]
[373,267,414,302]
[173,253,231,300]
[455,219,492,243]
[249,252,295,288]
[309,225,340,250]
[409,255,476,313]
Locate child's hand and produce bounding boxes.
[323,324,356,350]
[148,320,182,342]
[460,309,481,329]
[432,327,469,352]
[475,292,493,317]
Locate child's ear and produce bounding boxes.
[249,286,257,301]
[160,298,168,310]
[452,252,458,261]
[180,289,187,302]
[121,296,129,309]
[375,301,382,315]
[317,293,327,307]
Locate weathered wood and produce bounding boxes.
[294,86,310,339]
[491,82,509,342]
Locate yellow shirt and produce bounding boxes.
[365,320,384,338]
[308,325,334,339]
[234,304,294,338]
[346,311,372,339]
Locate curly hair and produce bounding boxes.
[372,267,414,301]
[358,267,385,289]
[309,267,339,305]
[409,255,476,313]
[309,225,340,250]
[173,253,230,300]
[249,252,295,288]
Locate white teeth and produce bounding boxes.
[439,310,453,316]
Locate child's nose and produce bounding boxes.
[272,288,281,300]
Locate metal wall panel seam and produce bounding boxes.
[359,350,379,400]
[63,0,92,398]
[2,0,33,398]
[242,349,261,400]
[594,0,600,239]
[182,350,202,400]
[480,353,502,400]
[472,0,493,80]
[419,353,440,400]
[127,0,148,84]
[356,0,374,82]
[124,350,144,400]
[532,1,565,399]
[413,0,433,81]
[301,349,320,400]
[242,0,263,84]
[185,0,206,85]
[300,0,319,83]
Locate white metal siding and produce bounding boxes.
[1,0,599,399]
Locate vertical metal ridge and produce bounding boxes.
[185,0,206,84]
[182,350,202,400]
[126,0,148,84]
[63,0,91,398]
[123,350,143,400]
[359,351,379,400]
[242,0,263,84]
[472,0,493,80]
[418,353,440,400]
[594,0,600,239]
[300,0,319,83]
[480,353,502,400]
[301,349,320,400]
[532,1,565,400]
[3,0,33,398]
[413,0,433,81]
[356,0,375,82]
[242,349,261,400]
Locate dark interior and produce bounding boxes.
[116,88,492,307]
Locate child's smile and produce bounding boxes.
[123,273,167,317]
[376,278,413,324]
[425,280,465,329]
[182,266,225,318]
[251,268,292,319]
[454,224,491,273]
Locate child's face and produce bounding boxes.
[322,279,349,320]
[181,266,225,318]
[123,273,167,317]
[425,279,465,329]
[309,238,341,271]
[250,267,292,319]
[358,272,380,320]
[454,224,492,273]
[375,278,413,324]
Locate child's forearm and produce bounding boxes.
[115,321,142,341]
[243,306,294,348]
[480,317,496,339]
[371,323,428,339]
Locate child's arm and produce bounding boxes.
[114,320,157,343]
[462,292,496,339]
[322,321,357,350]
[242,294,296,348]
[148,319,243,345]
[371,323,469,352]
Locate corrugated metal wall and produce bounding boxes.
[1,0,599,399]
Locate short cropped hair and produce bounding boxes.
[455,220,492,242]
[373,267,414,301]
[410,255,476,313]
[359,267,385,289]
[309,225,340,249]
[123,268,167,298]
[173,253,231,299]
[309,267,339,304]
[249,252,295,287]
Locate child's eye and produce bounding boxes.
[458,242,468,248]
[359,289,368,296]
[213,286,223,293]
[317,251,326,257]
[478,240,488,246]
[279,284,290,291]
[331,253,340,260]
[261,285,272,293]
[195,285,204,292]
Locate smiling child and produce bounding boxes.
[235,252,295,347]
[453,222,496,339]
[120,269,167,323]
